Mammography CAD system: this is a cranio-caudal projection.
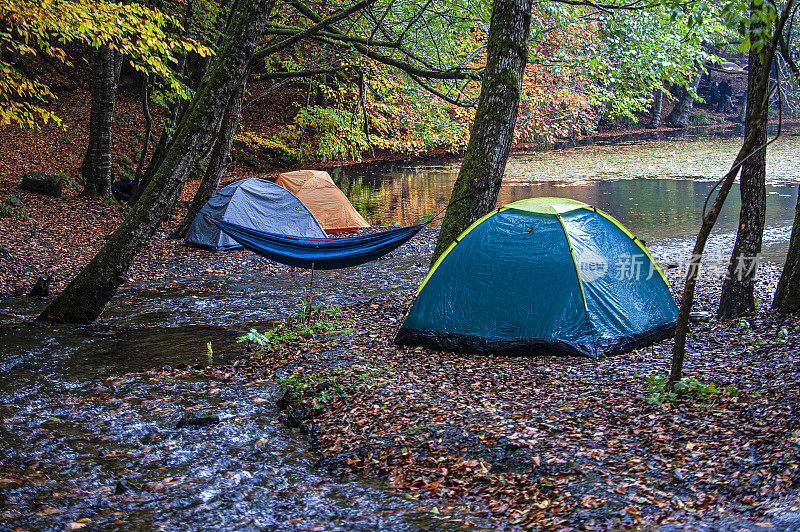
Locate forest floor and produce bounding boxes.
[1,86,799,530]
[224,228,800,531]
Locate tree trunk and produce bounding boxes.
[135,74,153,183]
[80,46,117,197]
[773,185,800,313]
[646,87,663,129]
[664,73,701,128]
[129,0,195,204]
[667,0,793,390]
[170,78,247,239]
[431,0,531,263]
[38,0,275,324]
[718,40,768,319]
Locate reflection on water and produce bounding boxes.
[338,133,800,261]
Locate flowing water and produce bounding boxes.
[2,129,799,530]
[0,253,444,531]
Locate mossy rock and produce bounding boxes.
[21,171,63,197]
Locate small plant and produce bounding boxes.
[0,195,28,220]
[688,110,712,126]
[288,300,352,332]
[673,378,719,398]
[238,328,272,347]
[776,326,790,345]
[724,385,739,398]
[59,171,82,194]
[236,301,353,355]
[277,370,347,410]
[639,375,723,405]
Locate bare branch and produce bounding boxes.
[408,73,476,107]
[251,0,372,64]
[288,0,480,81]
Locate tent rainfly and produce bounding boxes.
[395,197,678,358]
[185,178,326,251]
[276,170,369,233]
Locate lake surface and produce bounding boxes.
[338,131,800,262]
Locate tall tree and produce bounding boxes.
[38,0,276,323]
[431,0,532,262]
[647,87,664,129]
[667,0,796,390]
[129,0,200,204]
[664,71,702,128]
[718,27,768,319]
[81,46,117,197]
[170,78,246,239]
[0,0,206,130]
[172,0,485,234]
[771,11,800,313]
[773,186,800,312]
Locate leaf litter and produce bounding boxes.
[241,252,800,531]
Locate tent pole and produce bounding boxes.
[306,262,315,323]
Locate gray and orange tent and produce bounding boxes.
[276,170,369,233]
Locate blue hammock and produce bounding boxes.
[210,217,425,270]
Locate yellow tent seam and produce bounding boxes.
[594,209,670,287]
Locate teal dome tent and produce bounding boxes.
[395,198,678,357]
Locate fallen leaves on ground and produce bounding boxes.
[251,292,800,530]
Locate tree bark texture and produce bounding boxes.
[171,78,247,239]
[431,0,531,263]
[667,0,793,389]
[81,46,117,197]
[664,73,701,128]
[39,0,275,324]
[718,40,768,319]
[773,184,800,313]
[647,88,663,129]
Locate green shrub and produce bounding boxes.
[0,195,28,220]
[273,105,372,162]
[277,370,347,410]
[59,171,82,194]
[688,110,723,126]
[236,301,353,355]
[638,375,733,406]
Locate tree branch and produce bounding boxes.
[408,73,476,107]
[251,0,372,64]
[288,0,479,81]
